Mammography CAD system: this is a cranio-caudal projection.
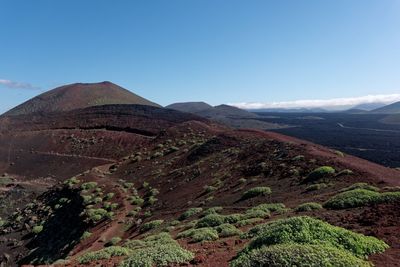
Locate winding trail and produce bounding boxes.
[337,123,400,133]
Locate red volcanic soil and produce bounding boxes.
[1,106,400,266]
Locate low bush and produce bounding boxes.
[85,208,108,222]
[204,185,217,193]
[105,192,115,200]
[129,196,144,206]
[80,231,92,240]
[196,214,226,227]
[305,166,335,183]
[78,246,131,264]
[81,182,98,190]
[295,202,323,212]
[324,189,400,209]
[243,216,388,258]
[340,183,379,192]
[305,183,329,192]
[179,207,203,221]
[177,227,219,243]
[215,223,242,237]
[241,187,272,200]
[140,220,164,233]
[230,243,370,267]
[119,233,194,266]
[32,225,43,234]
[106,237,122,246]
[203,206,223,216]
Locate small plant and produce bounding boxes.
[78,246,131,264]
[241,187,272,200]
[80,231,92,240]
[196,214,226,227]
[295,202,323,212]
[179,207,203,221]
[235,218,263,227]
[305,183,329,192]
[147,196,158,205]
[177,227,219,243]
[32,225,43,234]
[203,206,223,216]
[239,178,247,184]
[104,192,115,200]
[215,223,242,237]
[204,185,217,193]
[81,182,98,190]
[140,220,164,233]
[340,182,379,192]
[106,237,122,246]
[130,196,144,206]
[305,166,335,183]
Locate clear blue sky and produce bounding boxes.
[1,0,400,112]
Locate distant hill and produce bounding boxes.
[250,107,328,113]
[3,81,160,116]
[370,101,400,114]
[165,102,212,113]
[166,102,286,129]
[352,102,387,111]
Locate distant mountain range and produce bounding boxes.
[166,102,287,129]
[370,101,400,114]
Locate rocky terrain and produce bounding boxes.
[0,83,400,267]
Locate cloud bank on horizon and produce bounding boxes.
[230,93,400,110]
[0,79,39,90]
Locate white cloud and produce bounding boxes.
[230,94,400,110]
[0,79,39,90]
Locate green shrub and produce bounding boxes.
[305,183,329,192]
[119,233,194,266]
[215,223,242,237]
[224,213,245,223]
[305,166,335,183]
[130,196,144,206]
[196,214,226,227]
[230,243,371,267]
[203,206,223,216]
[32,225,43,234]
[241,187,272,200]
[204,185,217,193]
[78,246,131,264]
[179,207,203,221]
[81,182,98,190]
[243,216,388,258]
[324,189,400,209]
[147,196,158,206]
[169,220,180,226]
[85,208,108,222]
[123,239,146,249]
[340,183,379,192]
[140,220,164,233]
[105,192,115,200]
[106,237,122,246]
[80,231,92,240]
[295,202,323,212]
[239,178,247,184]
[244,207,270,219]
[177,227,219,243]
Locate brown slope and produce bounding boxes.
[3,81,160,116]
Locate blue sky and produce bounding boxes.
[1,0,400,112]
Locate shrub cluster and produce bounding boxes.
[324,189,400,209]
[179,207,203,221]
[305,166,335,183]
[177,227,219,243]
[295,202,323,212]
[241,187,272,200]
[140,220,164,233]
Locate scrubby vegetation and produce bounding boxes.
[179,207,203,221]
[295,202,323,212]
[120,233,194,266]
[305,166,335,182]
[177,227,219,243]
[241,187,272,200]
[324,189,400,209]
[231,243,371,267]
[241,216,388,258]
[140,220,164,233]
[340,182,379,192]
[305,183,329,192]
[215,223,242,237]
[78,246,131,264]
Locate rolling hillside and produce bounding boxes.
[371,101,400,114]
